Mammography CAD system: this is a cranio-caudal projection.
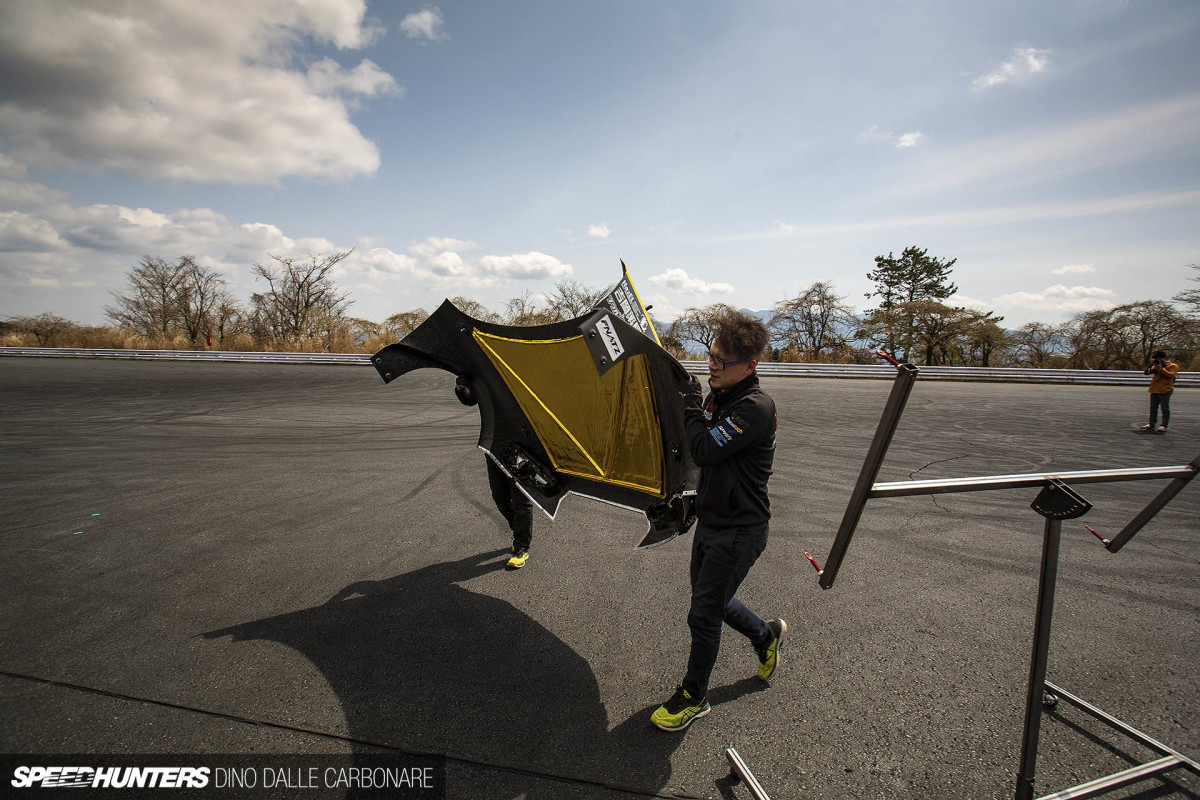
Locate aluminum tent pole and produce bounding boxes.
[1015,514,1062,800]
[820,360,919,589]
[1106,451,1200,553]
[1015,479,1093,800]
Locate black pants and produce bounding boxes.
[486,457,532,550]
[682,521,771,700]
[1149,393,1172,428]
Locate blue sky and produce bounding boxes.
[1,0,1197,328]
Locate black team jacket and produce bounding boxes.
[683,373,777,528]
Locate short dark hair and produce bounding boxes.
[714,312,770,362]
[1152,350,1167,359]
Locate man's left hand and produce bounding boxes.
[681,374,703,409]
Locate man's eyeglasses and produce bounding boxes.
[705,350,749,370]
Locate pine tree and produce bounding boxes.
[865,246,958,359]
[866,246,958,308]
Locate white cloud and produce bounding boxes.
[408,237,479,258]
[0,174,342,304]
[0,168,589,322]
[587,224,612,239]
[349,247,417,280]
[861,126,927,149]
[647,268,733,294]
[884,91,1200,197]
[479,252,573,280]
[0,0,399,183]
[399,7,447,41]
[1053,264,1095,275]
[428,251,472,277]
[995,284,1116,314]
[641,295,685,323]
[0,212,69,252]
[972,46,1051,91]
[952,294,992,312]
[713,189,1200,243]
[341,245,572,293]
[307,58,400,100]
[0,167,585,314]
[860,125,889,142]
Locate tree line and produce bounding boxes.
[668,247,1198,370]
[3,246,1197,370]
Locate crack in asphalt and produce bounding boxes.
[907,451,975,513]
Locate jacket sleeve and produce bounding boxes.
[684,397,771,467]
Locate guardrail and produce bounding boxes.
[1,347,1194,387]
[0,347,369,366]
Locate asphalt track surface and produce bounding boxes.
[2,357,1197,800]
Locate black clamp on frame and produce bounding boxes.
[1030,479,1091,520]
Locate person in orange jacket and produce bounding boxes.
[1140,350,1179,433]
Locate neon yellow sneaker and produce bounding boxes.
[650,687,710,732]
[756,618,787,680]
[506,547,529,569]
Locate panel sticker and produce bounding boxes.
[596,314,625,363]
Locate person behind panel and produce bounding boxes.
[455,375,533,569]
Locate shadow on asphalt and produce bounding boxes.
[205,549,683,797]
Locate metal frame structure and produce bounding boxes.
[813,356,1200,800]
[725,747,772,800]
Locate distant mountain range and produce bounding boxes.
[741,308,774,325]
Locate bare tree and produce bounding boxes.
[858,301,1004,366]
[384,309,430,337]
[175,256,232,345]
[250,250,354,342]
[664,303,741,354]
[348,318,385,341]
[1115,300,1191,366]
[1011,322,1068,368]
[902,301,973,366]
[1061,301,1192,369]
[1061,309,1113,369]
[769,281,857,360]
[212,297,248,348]
[4,313,78,346]
[448,296,501,323]
[106,255,240,345]
[105,255,188,336]
[504,290,557,326]
[544,279,603,321]
[961,311,1008,367]
[1174,263,1200,316]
